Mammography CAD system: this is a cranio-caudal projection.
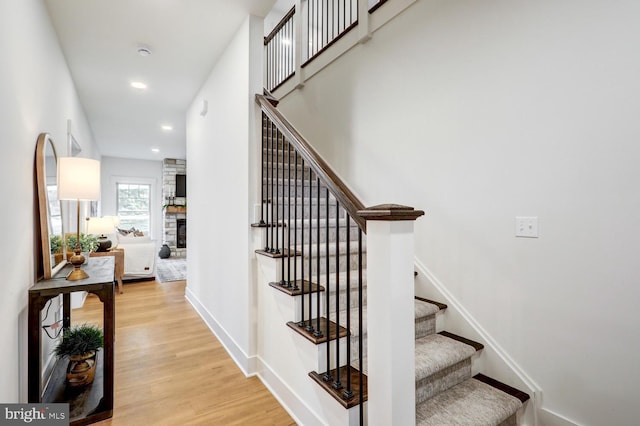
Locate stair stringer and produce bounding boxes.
[414,258,542,426]
[254,253,363,426]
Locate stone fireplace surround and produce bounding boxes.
[162,158,186,257]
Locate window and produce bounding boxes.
[47,184,62,235]
[117,183,151,233]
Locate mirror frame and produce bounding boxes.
[36,133,66,279]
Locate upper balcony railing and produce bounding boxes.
[265,7,296,93]
[306,0,358,65]
[265,0,394,92]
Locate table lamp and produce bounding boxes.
[58,157,101,280]
[86,216,118,252]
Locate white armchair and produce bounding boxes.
[114,233,157,280]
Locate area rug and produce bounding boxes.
[155,257,187,283]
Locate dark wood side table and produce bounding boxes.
[28,256,115,426]
[90,248,124,294]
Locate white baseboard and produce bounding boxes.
[539,408,580,426]
[255,356,324,426]
[185,286,255,376]
[185,286,324,425]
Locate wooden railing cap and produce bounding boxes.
[358,204,425,221]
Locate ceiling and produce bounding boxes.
[44,0,276,161]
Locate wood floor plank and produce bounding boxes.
[73,280,296,425]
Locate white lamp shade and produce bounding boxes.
[86,216,116,235]
[58,157,101,200]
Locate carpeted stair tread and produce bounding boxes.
[415,298,440,318]
[416,378,523,426]
[415,334,477,379]
[415,296,448,311]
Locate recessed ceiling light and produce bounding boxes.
[131,81,147,89]
[151,148,160,153]
[161,125,173,131]
[137,47,152,57]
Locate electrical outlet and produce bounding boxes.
[515,216,538,238]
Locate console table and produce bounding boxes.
[28,257,115,426]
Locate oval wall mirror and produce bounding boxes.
[36,133,66,279]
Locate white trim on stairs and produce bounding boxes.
[539,407,581,426]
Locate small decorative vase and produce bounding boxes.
[66,351,97,387]
[159,244,171,259]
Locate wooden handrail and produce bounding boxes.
[264,6,295,45]
[256,94,367,232]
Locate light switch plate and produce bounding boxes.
[516,216,538,238]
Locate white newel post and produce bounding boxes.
[359,204,424,426]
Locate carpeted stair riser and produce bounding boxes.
[288,217,361,244]
[263,162,312,179]
[289,224,362,245]
[416,359,472,404]
[268,197,344,221]
[264,178,330,198]
[262,148,304,164]
[301,252,365,275]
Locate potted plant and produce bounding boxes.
[65,233,99,260]
[50,235,63,265]
[54,324,104,387]
[66,233,99,252]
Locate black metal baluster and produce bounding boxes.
[313,177,322,338]
[333,201,342,390]
[270,39,274,90]
[272,128,280,254]
[323,187,333,382]
[324,0,328,48]
[308,0,311,58]
[286,140,292,287]
[268,120,274,251]
[260,113,266,226]
[289,18,294,75]
[272,123,278,253]
[343,215,353,399]
[297,155,304,327]
[276,31,280,87]
[280,132,286,276]
[306,168,315,333]
[292,151,299,291]
[358,228,364,425]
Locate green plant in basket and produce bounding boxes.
[54,324,104,358]
[54,323,104,387]
[66,233,99,253]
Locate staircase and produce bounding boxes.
[254,94,529,425]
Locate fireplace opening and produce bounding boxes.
[177,219,187,249]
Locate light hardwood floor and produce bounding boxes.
[74,279,296,425]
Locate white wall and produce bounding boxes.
[0,0,98,402]
[100,156,163,242]
[276,1,640,425]
[185,15,263,372]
